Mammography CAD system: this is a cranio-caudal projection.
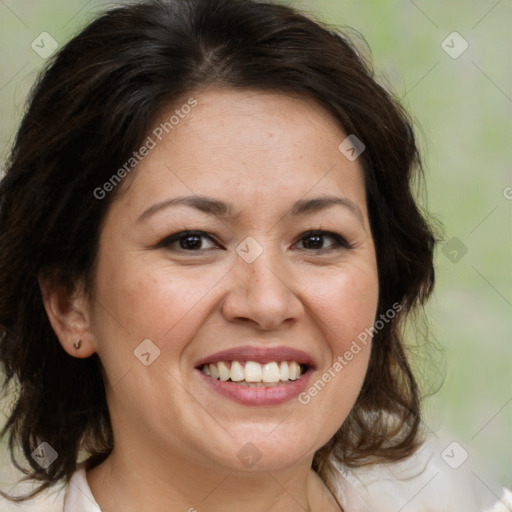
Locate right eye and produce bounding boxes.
[157,230,222,252]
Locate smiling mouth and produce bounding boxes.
[199,360,309,387]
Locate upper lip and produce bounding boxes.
[195,345,316,369]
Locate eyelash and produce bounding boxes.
[156,229,352,254]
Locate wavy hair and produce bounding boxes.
[0,0,436,501]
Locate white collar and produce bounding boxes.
[63,467,101,512]
[60,450,511,512]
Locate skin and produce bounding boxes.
[41,88,379,511]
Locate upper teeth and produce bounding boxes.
[201,361,304,382]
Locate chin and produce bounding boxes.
[210,427,317,472]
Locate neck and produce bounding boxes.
[86,443,341,512]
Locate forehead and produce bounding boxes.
[110,88,368,222]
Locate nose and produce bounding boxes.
[221,245,304,331]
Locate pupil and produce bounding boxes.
[305,235,322,249]
[181,235,201,250]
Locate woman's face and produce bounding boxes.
[86,88,379,473]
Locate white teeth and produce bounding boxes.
[201,360,306,383]
[262,362,281,383]
[218,361,230,381]
[245,361,262,382]
[208,363,219,379]
[230,361,245,382]
[279,361,289,381]
[289,361,299,380]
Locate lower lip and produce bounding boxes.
[196,369,313,406]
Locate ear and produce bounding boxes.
[38,275,96,358]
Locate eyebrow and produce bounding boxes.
[137,194,364,225]
[137,195,233,223]
[289,196,364,224]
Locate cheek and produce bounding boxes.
[90,250,230,358]
[295,270,377,442]
[306,265,379,350]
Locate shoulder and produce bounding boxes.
[0,463,101,512]
[0,479,64,512]
[62,464,101,511]
[326,435,512,512]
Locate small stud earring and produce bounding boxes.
[73,339,81,350]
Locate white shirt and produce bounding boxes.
[325,437,512,512]
[63,467,101,511]
[1,438,511,511]
[62,462,512,512]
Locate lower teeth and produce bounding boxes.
[237,381,289,387]
[217,379,298,387]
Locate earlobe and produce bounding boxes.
[38,276,96,358]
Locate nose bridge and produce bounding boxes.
[238,237,289,297]
[222,235,302,329]
[247,247,284,289]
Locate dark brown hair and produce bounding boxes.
[0,0,436,502]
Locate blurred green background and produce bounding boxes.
[1,0,511,499]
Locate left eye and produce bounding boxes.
[295,230,350,251]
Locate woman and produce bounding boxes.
[0,0,509,510]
